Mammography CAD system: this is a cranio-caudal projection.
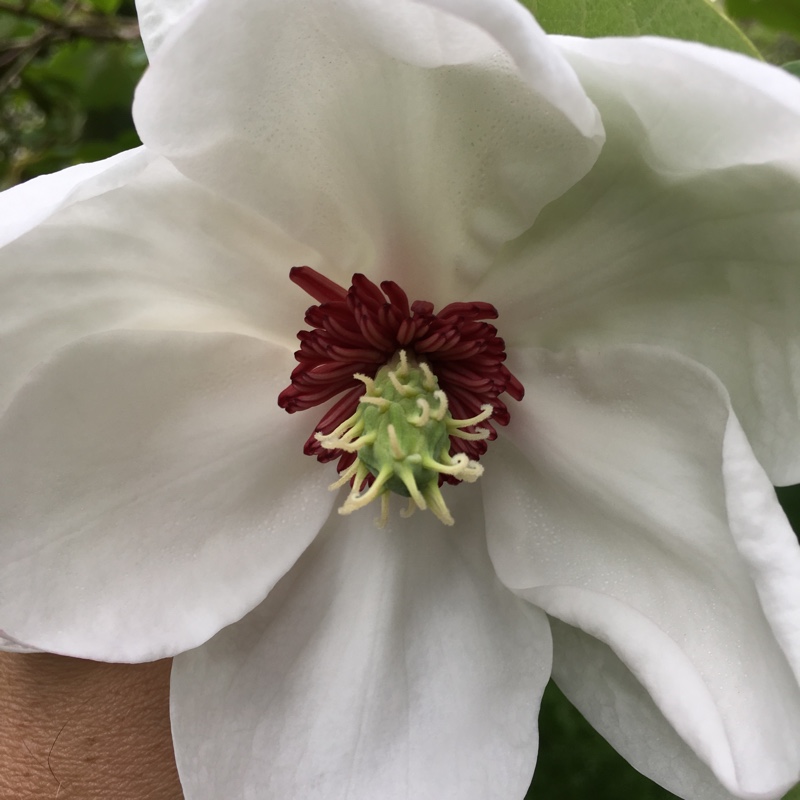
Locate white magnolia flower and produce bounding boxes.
[2,0,800,798]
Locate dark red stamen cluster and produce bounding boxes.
[278,267,524,481]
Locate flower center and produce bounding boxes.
[315,350,493,526]
[278,267,523,526]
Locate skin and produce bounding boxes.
[0,652,184,799]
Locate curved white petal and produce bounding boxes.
[134,0,602,301]
[0,331,334,661]
[0,155,320,417]
[0,630,42,654]
[171,489,550,800]
[135,0,206,58]
[483,345,800,798]
[557,36,800,171]
[412,0,599,137]
[0,147,153,249]
[549,620,739,800]
[481,37,800,484]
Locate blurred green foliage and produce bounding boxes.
[724,0,800,67]
[2,1,800,799]
[0,0,144,187]
[525,0,760,56]
[528,681,681,800]
[727,0,800,39]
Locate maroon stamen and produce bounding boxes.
[278,266,524,481]
[290,267,348,304]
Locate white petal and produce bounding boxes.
[0,147,153,249]
[134,0,205,58]
[133,0,602,300]
[483,345,800,798]
[407,0,599,136]
[549,620,739,800]
[723,413,800,677]
[0,331,334,661]
[481,37,800,484]
[171,489,550,800]
[0,630,42,654]
[0,156,320,417]
[557,36,800,170]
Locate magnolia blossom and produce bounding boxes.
[2,0,800,798]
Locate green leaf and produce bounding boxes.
[522,0,761,58]
[726,0,800,39]
[784,60,800,77]
[777,484,800,538]
[0,9,38,38]
[26,0,64,19]
[784,782,800,800]
[86,0,123,13]
[30,40,145,110]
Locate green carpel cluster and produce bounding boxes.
[315,351,492,526]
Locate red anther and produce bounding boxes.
[437,301,499,321]
[328,345,385,362]
[324,316,366,346]
[492,410,511,428]
[278,267,525,482]
[313,385,366,434]
[410,299,435,315]
[396,318,416,346]
[414,330,451,352]
[377,303,401,332]
[299,362,366,382]
[355,310,396,351]
[501,367,525,401]
[435,339,483,360]
[350,273,386,307]
[380,281,411,317]
[290,266,348,303]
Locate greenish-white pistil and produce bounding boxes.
[316,350,492,526]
